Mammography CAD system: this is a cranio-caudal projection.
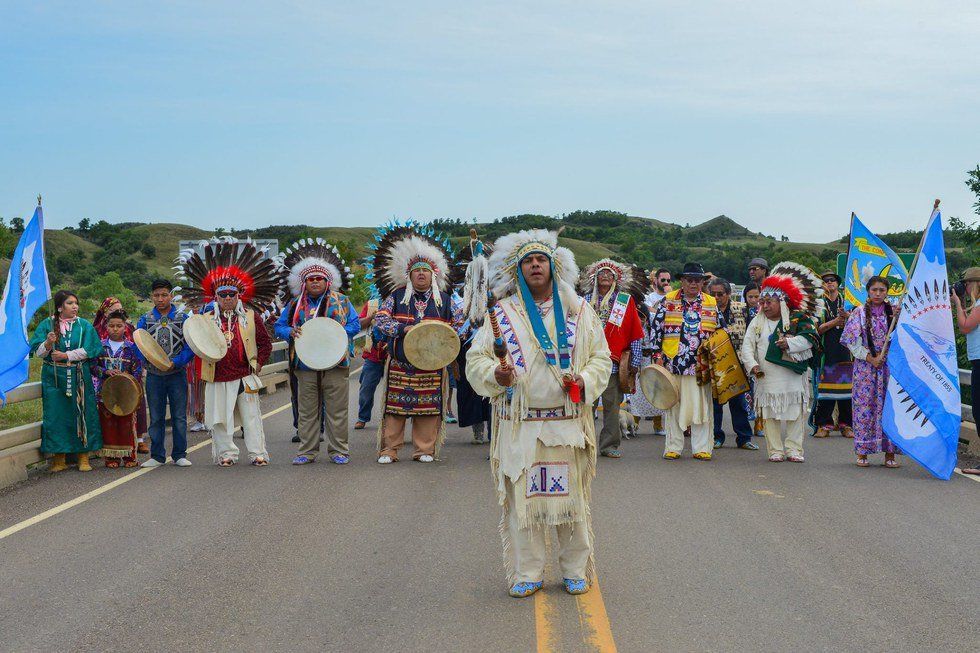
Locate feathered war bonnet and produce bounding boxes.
[487,228,580,370]
[277,238,352,297]
[760,261,824,327]
[577,258,649,310]
[365,220,454,308]
[450,229,493,324]
[173,237,284,317]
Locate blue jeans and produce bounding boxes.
[713,394,753,446]
[146,371,188,463]
[357,359,385,423]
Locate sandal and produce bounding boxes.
[883,459,900,468]
[218,458,235,467]
[251,457,269,466]
[105,459,120,469]
[841,427,855,439]
[814,426,832,438]
[123,460,138,468]
[856,457,870,467]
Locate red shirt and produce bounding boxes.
[213,315,273,382]
[359,303,387,364]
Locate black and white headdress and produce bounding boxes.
[277,238,352,297]
[366,220,454,307]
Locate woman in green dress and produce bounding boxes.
[29,290,103,472]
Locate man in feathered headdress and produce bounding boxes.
[466,229,611,598]
[578,259,646,458]
[740,262,822,463]
[274,239,361,465]
[175,239,281,466]
[369,222,462,464]
[649,262,719,460]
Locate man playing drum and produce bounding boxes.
[369,222,462,464]
[649,262,718,461]
[466,228,611,597]
[578,259,646,459]
[175,239,281,466]
[274,239,360,465]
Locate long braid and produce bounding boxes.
[863,276,890,357]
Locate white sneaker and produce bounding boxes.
[173,458,193,467]
[377,455,393,464]
[418,454,434,463]
[189,421,207,432]
[141,458,165,468]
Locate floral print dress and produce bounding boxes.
[840,303,897,455]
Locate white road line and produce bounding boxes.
[0,401,293,541]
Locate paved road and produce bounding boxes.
[1,371,978,652]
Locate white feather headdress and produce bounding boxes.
[366,221,455,302]
[488,229,580,313]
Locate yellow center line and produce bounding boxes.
[575,578,618,652]
[535,532,559,652]
[0,401,292,541]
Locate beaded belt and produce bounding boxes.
[499,405,573,422]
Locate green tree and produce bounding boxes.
[78,271,139,318]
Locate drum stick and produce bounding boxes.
[486,292,508,368]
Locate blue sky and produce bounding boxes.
[1,1,978,241]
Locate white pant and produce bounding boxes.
[763,415,805,457]
[664,377,713,455]
[206,381,268,463]
[505,480,592,583]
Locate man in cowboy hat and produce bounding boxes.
[649,262,718,460]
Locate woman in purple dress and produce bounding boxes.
[840,276,900,468]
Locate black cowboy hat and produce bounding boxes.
[678,262,706,279]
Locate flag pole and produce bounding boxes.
[882,198,941,356]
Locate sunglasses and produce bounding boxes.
[217,291,239,298]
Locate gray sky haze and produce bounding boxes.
[2,1,978,240]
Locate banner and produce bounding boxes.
[882,209,960,480]
[0,206,51,401]
[843,213,908,309]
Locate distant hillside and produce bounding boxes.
[3,208,975,323]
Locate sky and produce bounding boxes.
[1,1,979,242]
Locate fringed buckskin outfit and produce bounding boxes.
[466,229,611,593]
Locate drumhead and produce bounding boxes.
[295,317,348,370]
[184,314,229,363]
[133,329,172,372]
[403,321,460,371]
[102,373,142,416]
[638,363,679,410]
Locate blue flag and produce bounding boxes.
[883,210,960,480]
[843,213,908,309]
[0,206,51,402]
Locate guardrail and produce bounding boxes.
[0,331,370,489]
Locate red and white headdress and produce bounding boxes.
[174,237,283,316]
[760,261,824,326]
[277,238,351,298]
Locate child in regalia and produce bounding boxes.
[92,310,144,468]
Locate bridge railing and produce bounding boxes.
[0,330,369,489]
